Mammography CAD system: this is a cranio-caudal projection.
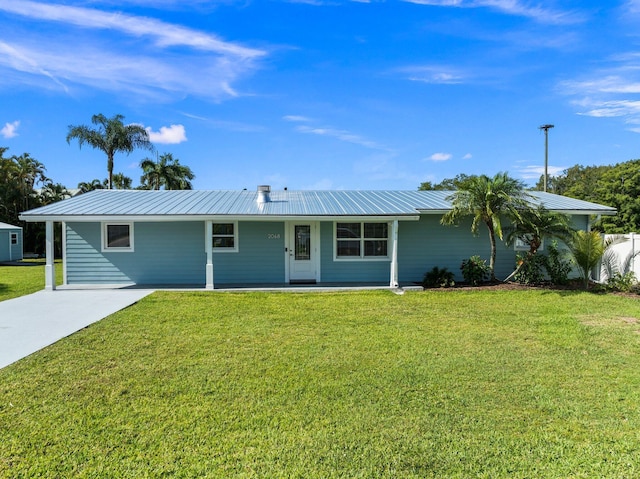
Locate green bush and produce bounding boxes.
[513,253,545,285]
[460,256,489,286]
[544,240,572,285]
[423,267,455,288]
[605,271,637,292]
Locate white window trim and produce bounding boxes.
[101,222,134,253]
[212,221,239,253]
[333,221,391,261]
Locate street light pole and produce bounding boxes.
[539,124,554,192]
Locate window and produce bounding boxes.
[10,233,18,245]
[212,222,238,252]
[514,236,544,251]
[102,223,134,252]
[335,222,389,260]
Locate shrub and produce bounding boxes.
[605,271,637,293]
[544,241,572,285]
[423,267,455,288]
[513,253,546,285]
[460,256,489,286]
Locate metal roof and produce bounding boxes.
[19,189,617,221]
[0,222,22,230]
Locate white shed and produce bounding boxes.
[0,222,23,262]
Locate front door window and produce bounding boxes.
[295,225,311,261]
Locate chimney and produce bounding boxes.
[257,185,271,203]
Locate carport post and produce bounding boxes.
[205,221,214,289]
[45,221,56,291]
[389,219,399,288]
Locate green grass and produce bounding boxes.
[0,261,63,301]
[2,290,640,477]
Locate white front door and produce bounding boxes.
[288,222,319,283]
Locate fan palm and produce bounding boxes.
[441,172,528,281]
[67,114,153,189]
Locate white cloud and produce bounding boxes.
[427,152,452,161]
[296,124,384,149]
[517,164,566,180]
[462,153,472,160]
[0,1,264,59]
[402,65,466,85]
[1,120,19,138]
[0,1,266,100]
[145,124,187,144]
[559,58,640,129]
[402,0,583,24]
[283,115,313,122]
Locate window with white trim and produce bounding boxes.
[335,222,389,260]
[10,232,18,245]
[212,222,238,253]
[102,223,134,252]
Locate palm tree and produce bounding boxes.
[77,179,105,194]
[504,205,574,281]
[110,173,133,190]
[441,172,528,282]
[12,153,49,211]
[140,153,195,190]
[66,113,153,189]
[568,231,626,289]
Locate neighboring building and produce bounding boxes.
[0,222,23,262]
[19,187,616,290]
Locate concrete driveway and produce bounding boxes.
[0,289,154,369]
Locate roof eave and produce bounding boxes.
[19,213,422,223]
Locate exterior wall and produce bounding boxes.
[319,221,390,283]
[66,222,206,285]
[397,215,518,284]
[0,229,23,262]
[213,221,285,284]
[63,214,593,287]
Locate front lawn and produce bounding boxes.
[2,290,640,477]
[0,261,62,302]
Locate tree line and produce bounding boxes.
[0,113,196,254]
[420,158,640,234]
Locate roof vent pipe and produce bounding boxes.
[257,185,271,203]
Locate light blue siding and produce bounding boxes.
[0,229,23,262]
[213,222,285,284]
[397,215,517,283]
[63,214,591,286]
[66,222,205,285]
[319,222,390,283]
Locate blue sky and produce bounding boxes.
[1,0,639,191]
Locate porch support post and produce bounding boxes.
[205,220,214,289]
[389,219,399,288]
[45,220,56,291]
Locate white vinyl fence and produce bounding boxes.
[600,233,640,282]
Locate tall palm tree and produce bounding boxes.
[441,172,528,282]
[66,113,153,189]
[140,153,195,190]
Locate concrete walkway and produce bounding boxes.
[0,289,154,369]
